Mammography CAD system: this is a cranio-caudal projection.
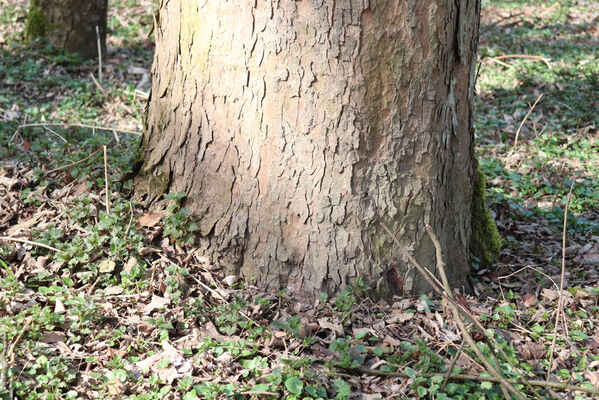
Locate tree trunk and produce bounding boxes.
[26,0,107,60]
[135,0,481,300]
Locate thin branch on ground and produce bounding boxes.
[0,236,63,253]
[514,93,543,148]
[425,224,525,400]
[339,366,597,395]
[45,147,102,175]
[16,123,142,136]
[103,145,110,214]
[494,54,552,69]
[546,180,574,380]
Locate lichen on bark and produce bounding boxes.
[470,163,502,267]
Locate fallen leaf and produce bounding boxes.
[105,286,124,295]
[41,331,66,343]
[143,294,170,314]
[98,259,116,273]
[317,317,344,336]
[138,212,163,227]
[517,343,546,360]
[522,292,537,307]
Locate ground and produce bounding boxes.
[0,0,598,399]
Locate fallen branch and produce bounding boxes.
[45,147,102,175]
[425,225,524,400]
[16,123,141,136]
[514,93,543,148]
[0,236,63,253]
[494,54,552,69]
[340,366,597,395]
[546,181,574,379]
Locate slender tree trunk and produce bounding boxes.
[26,0,107,60]
[135,0,481,300]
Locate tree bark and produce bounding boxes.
[26,0,107,60]
[135,0,481,300]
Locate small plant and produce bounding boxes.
[163,192,199,245]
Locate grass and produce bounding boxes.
[0,0,598,399]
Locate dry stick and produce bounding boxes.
[425,225,524,400]
[380,224,538,396]
[16,123,142,136]
[90,73,106,96]
[343,367,597,395]
[514,93,543,148]
[45,147,102,175]
[546,181,574,380]
[0,332,8,389]
[495,54,552,69]
[95,25,102,82]
[441,340,465,390]
[8,319,33,364]
[103,145,110,214]
[39,124,68,143]
[0,236,62,253]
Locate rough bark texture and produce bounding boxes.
[26,0,107,60]
[135,0,481,300]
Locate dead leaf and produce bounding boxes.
[317,317,344,336]
[98,259,116,273]
[105,286,124,295]
[139,212,163,227]
[517,343,546,360]
[54,298,66,314]
[522,292,537,307]
[41,331,66,343]
[143,294,170,314]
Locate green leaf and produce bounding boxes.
[416,386,427,397]
[481,380,493,390]
[285,376,303,395]
[405,367,416,379]
[251,383,270,392]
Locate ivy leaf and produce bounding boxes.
[285,376,303,395]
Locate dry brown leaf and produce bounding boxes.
[41,331,66,343]
[517,342,546,360]
[522,292,537,307]
[318,317,344,336]
[138,212,163,227]
[143,294,170,314]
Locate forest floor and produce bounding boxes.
[0,0,598,399]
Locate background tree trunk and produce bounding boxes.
[135,0,481,300]
[25,0,107,60]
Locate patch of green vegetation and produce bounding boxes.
[25,1,47,40]
[471,165,502,268]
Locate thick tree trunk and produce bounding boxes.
[135,0,480,299]
[26,0,107,60]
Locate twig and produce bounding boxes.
[514,93,543,148]
[8,319,33,364]
[95,25,102,82]
[90,73,106,96]
[494,54,552,69]
[0,236,62,253]
[125,201,134,236]
[381,224,540,397]
[0,332,7,389]
[39,124,68,143]
[425,225,523,400]
[45,147,102,175]
[341,366,598,394]
[486,57,513,69]
[442,341,464,390]
[546,181,574,379]
[103,145,110,214]
[16,123,141,136]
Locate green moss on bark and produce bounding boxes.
[25,1,47,40]
[471,164,502,267]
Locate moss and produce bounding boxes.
[25,2,47,40]
[470,163,502,267]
